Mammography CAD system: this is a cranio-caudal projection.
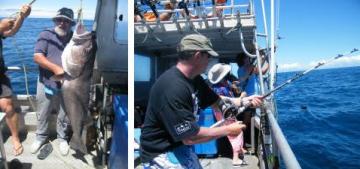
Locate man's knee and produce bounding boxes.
[1,101,15,117]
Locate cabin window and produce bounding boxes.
[135,55,151,81]
[115,0,128,43]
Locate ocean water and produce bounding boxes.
[276,66,360,169]
[2,17,129,95]
[3,18,360,168]
[2,18,94,94]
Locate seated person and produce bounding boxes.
[135,2,175,22]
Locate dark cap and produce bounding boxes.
[178,34,219,57]
[52,7,75,25]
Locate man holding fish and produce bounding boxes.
[32,7,75,156]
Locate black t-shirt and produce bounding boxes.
[0,35,7,74]
[140,66,219,163]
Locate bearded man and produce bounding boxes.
[31,7,75,156]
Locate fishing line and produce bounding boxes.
[7,0,38,111]
[211,48,359,127]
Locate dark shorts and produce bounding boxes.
[0,74,13,98]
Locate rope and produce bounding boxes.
[11,37,36,112]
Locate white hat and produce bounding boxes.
[208,63,231,84]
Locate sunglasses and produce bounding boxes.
[55,18,71,24]
[200,52,211,58]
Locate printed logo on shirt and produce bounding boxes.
[174,121,192,135]
[192,91,199,116]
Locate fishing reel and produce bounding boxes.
[219,98,239,119]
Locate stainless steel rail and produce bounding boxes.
[267,110,301,169]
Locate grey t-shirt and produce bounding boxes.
[34,29,72,89]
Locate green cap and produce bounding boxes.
[178,34,219,57]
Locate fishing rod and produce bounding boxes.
[8,0,37,19]
[261,48,359,99]
[143,0,160,18]
[211,48,359,128]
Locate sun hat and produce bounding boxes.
[52,7,76,25]
[178,34,219,57]
[208,63,231,84]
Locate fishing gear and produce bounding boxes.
[211,48,359,128]
[8,0,37,19]
[142,0,160,18]
[261,48,359,99]
[178,0,190,16]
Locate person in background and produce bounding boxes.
[31,7,75,156]
[235,51,269,144]
[135,2,175,22]
[0,4,31,156]
[140,34,263,168]
[208,63,248,166]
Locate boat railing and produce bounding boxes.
[134,0,255,34]
[267,109,301,169]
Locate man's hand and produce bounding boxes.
[20,5,31,17]
[53,66,65,76]
[242,95,263,107]
[226,121,246,136]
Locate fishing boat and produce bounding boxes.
[0,0,128,169]
[134,0,301,168]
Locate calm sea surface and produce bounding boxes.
[276,66,360,169]
[3,18,360,169]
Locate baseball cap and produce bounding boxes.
[178,34,219,57]
[52,7,75,25]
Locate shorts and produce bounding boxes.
[143,145,203,169]
[0,74,13,98]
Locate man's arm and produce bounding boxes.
[34,53,64,75]
[3,5,31,37]
[182,121,246,145]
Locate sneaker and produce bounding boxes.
[31,140,45,154]
[59,141,69,156]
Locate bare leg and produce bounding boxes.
[0,97,23,155]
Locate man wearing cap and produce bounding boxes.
[0,4,31,156]
[31,7,76,156]
[140,34,263,168]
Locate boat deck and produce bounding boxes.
[134,154,259,169]
[1,112,104,169]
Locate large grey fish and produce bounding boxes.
[60,22,96,154]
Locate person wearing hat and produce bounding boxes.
[0,4,31,156]
[31,7,75,156]
[208,63,248,166]
[140,34,263,168]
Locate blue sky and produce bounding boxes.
[269,0,360,72]
[2,0,359,72]
[0,0,96,19]
[0,0,98,19]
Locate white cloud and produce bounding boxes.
[309,54,360,68]
[278,63,303,72]
[278,54,360,72]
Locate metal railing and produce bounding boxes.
[267,109,301,169]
